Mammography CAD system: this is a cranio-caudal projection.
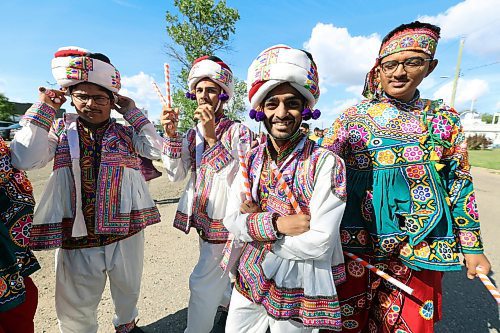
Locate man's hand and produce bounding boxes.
[39,87,66,110]
[194,104,217,147]
[275,214,310,236]
[463,253,491,279]
[240,200,262,214]
[161,107,180,138]
[113,94,136,114]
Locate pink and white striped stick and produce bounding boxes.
[152,81,167,107]
[164,63,172,108]
[237,144,252,201]
[344,251,414,295]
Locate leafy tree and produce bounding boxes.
[165,0,245,132]
[466,134,492,150]
[0,93,15,122]
[481,113,493,124]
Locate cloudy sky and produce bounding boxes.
[0,0,498,132]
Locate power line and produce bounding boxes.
[464,61,500,71]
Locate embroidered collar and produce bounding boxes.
[266,130,304,166]
[380,90,425,113]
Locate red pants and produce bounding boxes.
[0,277,38,333]
[323,255,443,333]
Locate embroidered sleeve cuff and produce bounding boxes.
[202,141,234,172]
[246,212,279,242]
[22,102,56,132]
[162,135,183,159]
[457,229,484,254]
[123,107,151,132]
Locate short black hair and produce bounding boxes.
[381,21,441,46]
[314,127,321,131]
[68,52,114,99]
[300,123,309,129]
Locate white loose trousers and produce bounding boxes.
[185,238,231,333]
[55,231,144,333]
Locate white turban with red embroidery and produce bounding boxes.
[51,46,121,93]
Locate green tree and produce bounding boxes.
[481,113,493,124]
[0,93,15,121]
[165,0,245,132]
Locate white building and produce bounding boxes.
[111,108,148,125]
[460,111,500,147]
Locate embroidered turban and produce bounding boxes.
[51,46,121,93]
[187,56,234,99]
[247,44,320,109]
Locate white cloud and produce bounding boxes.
[495,101,500,110]
[419,0,500,56]
[345,85,364,97]
[120,72,164,121]
[303,23,380,88]
[433,78,489,108]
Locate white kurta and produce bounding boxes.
[10,103,163,249]
[224,137,347,331]
[161,117,254,333]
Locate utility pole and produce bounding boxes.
[450,38,465,108]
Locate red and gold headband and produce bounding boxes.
[362,27,440,99]
[378,27,439,59]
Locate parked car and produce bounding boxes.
[0,121,20,140]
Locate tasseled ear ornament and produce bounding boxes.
[249,108,266,122]
[302,108,321,121]
[185,91,196,100]
[218,93,229,101]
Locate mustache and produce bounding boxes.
[270,116,295,124]
[81,107,101,113]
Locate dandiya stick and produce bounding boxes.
[151,81,167,107]
[268,166,415,295]
[270,162,302,215]
[164,63,172,108]
[237,144,252,201]
[477,270,500,318]
[344,251,414,295]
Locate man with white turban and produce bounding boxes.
[223,45,346,332]
[10,46,163,333]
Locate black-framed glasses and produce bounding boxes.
[71,93,110,106]
[380,57,433,75]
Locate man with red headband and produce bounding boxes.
[10,46,162,333]
[160,55,253,333]
[323,21,491,332]
[223,45,347,332]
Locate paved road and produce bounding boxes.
[27,165,499,332]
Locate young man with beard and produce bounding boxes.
[10,47,162,333]
[223,45,347,332]
[160,56,253,333]
[323,22,491,332]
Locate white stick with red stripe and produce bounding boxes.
[152,81,167,107]
[237,144,252,201]
[164,63,172,108]
[269,164,414,295]
[343,251,414,295]
[270,162,301,215]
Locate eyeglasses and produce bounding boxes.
[380,57,433,75]
[71,93,110,106]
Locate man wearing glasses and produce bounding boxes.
[323,22,491,332]
[10,47,163,333]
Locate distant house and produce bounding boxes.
[460,111,500,147]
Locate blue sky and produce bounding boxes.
[1,0,498,132]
